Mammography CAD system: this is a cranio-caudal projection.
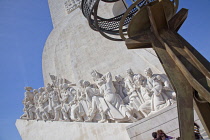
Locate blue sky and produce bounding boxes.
[0,0,52,140]
[0,0,209,140]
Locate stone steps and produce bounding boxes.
[126,103,210,140]
[126,104,179,140]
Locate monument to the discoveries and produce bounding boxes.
[15,0,209,140]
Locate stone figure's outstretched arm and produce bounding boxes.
[104,72,112,83]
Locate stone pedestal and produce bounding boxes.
[16,104,209,140]
[16,120,131,140]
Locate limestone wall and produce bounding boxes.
[48,0,67,28]
[42,2,165,86]
[16,120,131,140]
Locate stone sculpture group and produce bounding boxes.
[20,68,176,123]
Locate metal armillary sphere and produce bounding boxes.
[81,0,178,41]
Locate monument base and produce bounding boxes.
[15,119,131,140]
[16,104,209,140]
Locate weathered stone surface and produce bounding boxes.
[43,0,165,86]
[16,119,131,140]
[126,103,209,140]
[17,0,210,140]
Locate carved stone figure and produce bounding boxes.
[21,99,35,120]
[38,87,50,120]
[125,69,142,110]
[60,83,71,121]
[87,75,109,123]
[144,68,156,90]
[69,88,83,122]
[33,89,39,108]
[156,75,176,101]
[77,80,89,121]
[99,72,123,108]
[133,74,146,104]
[90,70,104,88]
[24,87,34,104]
[136,77,153,117]
[49,90,61,121]
[97,72,140,122]
[150,76,171,114]
[144,68,171,115]
[20,87,35,120]
[20,97,35,120]
[35,88,44,120]
[84,80,100,109]
[113,75,127,100]
[33,89,40,119]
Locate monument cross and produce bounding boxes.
[81,0,210,139]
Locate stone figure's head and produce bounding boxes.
[69,87,77,95]
[78,80,84,88]
[115,75,123,82]
[97,78,106,86]
[46,84,53,92]
[133,74,145,86]
[50,90,57,97]
[144,68,153,77]
[90,84,98,88]
[33,89,38,94]
[38,87,45,93]
[126,68,134,76]
[63,83,69,90]
[24,87,33,91]
[156,75,162,81]
[83,81,90,88]
[91,70,103,80]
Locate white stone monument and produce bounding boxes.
[16,0,209,139]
